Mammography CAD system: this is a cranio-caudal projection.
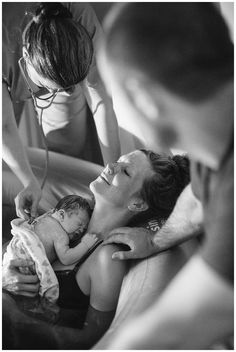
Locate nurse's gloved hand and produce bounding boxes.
[2,259,40,297]
[15,179,42,221]
[103,227,157,260]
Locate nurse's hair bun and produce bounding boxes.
[33,2,72,23]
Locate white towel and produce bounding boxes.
[3,218,59,302]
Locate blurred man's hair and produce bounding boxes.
[105,3,233,102]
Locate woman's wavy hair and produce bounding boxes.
[23,2,93,88]
[137,150,190,221]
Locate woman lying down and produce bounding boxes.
[3,149,190,350]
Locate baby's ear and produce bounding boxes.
[127,197,148,213]
[58,209,65,220]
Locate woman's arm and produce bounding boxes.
[82,67,121,165]
[56,245,126,348]
[3,297,115,350]
[51,306,116,349]
[2,82,42,220]
[3,245,127,349]
[54,245,126,348]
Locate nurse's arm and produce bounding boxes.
[81,67,121,165]
[2,82,41,219]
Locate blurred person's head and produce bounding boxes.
[99,3,233,169]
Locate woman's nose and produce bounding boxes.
[105,162,119,175]
[104,163,114,174]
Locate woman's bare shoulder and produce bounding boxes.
[92,243,127,273]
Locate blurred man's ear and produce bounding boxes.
[127,197,148,212]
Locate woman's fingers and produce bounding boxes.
[9,258,34,269]
[3,259,40,295]
[9,259,39,283]
[15,287,40,297]
[3,275,39,296]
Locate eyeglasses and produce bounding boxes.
[18,57,75,109]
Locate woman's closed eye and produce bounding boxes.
[123,168,131,177]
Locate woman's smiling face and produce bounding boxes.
[90,150,154,208]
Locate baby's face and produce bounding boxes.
[62,209,90,234]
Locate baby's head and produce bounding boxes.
[54,195,92,234]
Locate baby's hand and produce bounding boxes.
[81,233,98,249]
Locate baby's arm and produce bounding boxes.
[54,233,98,266]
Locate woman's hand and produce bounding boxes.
[15,179,42,221]
[2,258,40,297]
[103,227,157,260]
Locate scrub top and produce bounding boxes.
[191,137,234,284]
[2,2,103,124]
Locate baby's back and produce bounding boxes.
[32,211,66,263]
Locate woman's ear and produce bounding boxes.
[22,46,29,59]
[127,197,148,213]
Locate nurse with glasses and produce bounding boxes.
[3,2,120,223]
[18,56,75,109]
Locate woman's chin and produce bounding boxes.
[90,179,106,197]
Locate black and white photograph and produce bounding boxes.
[2,2,234,349]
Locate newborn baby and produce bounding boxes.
[3,195,97,302]
[31,194,97,266]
